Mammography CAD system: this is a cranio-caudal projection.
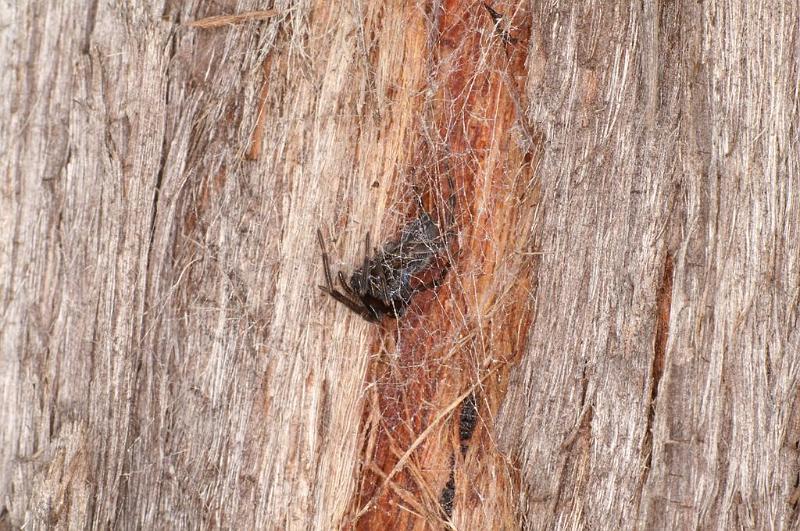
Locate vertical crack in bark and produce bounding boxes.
[146,30,178,275]
[553,365,593,517]
[82,0,99,54]
[640,253,674,492]
[348,2,539,527]
[118,27,178,527]
[786,387,800,524]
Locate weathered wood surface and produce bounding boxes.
[1,1,798,529]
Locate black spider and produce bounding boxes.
[317,197,454,322]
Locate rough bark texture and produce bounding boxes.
[1,1,798,530]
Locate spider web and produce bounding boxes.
[344,4,542,525]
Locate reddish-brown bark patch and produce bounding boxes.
[348,2,542,528]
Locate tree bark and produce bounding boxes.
[1,1,797,530]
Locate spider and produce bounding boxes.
[317,195,454,322]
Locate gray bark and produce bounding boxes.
[1,0,798,529]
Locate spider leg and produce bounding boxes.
[360,231,371,297]
[321,285,380,323]
[317,228,380,322]
[377,262,390,303]
[338,271,359,299]
[316,229,336,291]
[445,170,457,235]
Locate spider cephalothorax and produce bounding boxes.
[317,198,454,322]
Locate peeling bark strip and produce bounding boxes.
[186,10,279,29]
[348,1,540,528]
[246,57,274,161]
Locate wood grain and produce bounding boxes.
[1,0,797,529]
